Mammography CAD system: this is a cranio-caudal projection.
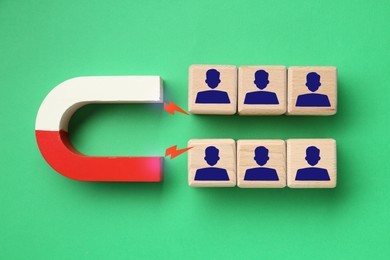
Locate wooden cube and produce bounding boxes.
[287,66,337,115]
[188,139,236,187]
[237,140,286,188]
[287,139,337,188]
[188,65,237,114]
[238,66,286,115]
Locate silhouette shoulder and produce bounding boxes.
[244,91,279,104]
[195,167,230,181]
[296,93,330,107]
[244,167,279,181]
[195,90,230,104]
[296,167,330,181]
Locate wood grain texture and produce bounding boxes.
[238,66,286,115]
[287,139,337,188]
[188,65,237,114]
[237,140,286,188]
[188,139,236,187]
[287,66,337,115]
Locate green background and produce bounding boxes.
[1,0,389,259]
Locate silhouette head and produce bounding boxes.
[254,146,270,166]
[205,69,221,89]
[306,72,321,92]
[305,146,321,166]
[254,70,270,90]
[204,146,220,166]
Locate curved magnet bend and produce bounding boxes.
[35,76,163,182]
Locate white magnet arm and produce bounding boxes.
[36,76,163,131]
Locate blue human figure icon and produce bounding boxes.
[296,72,331,107]
[244,70,279,105]
[194,146,230,181]
[244,146,279,181]
[195,69,231,104]
[295,146,330,181]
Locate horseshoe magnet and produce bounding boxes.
[35,76,163,182]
